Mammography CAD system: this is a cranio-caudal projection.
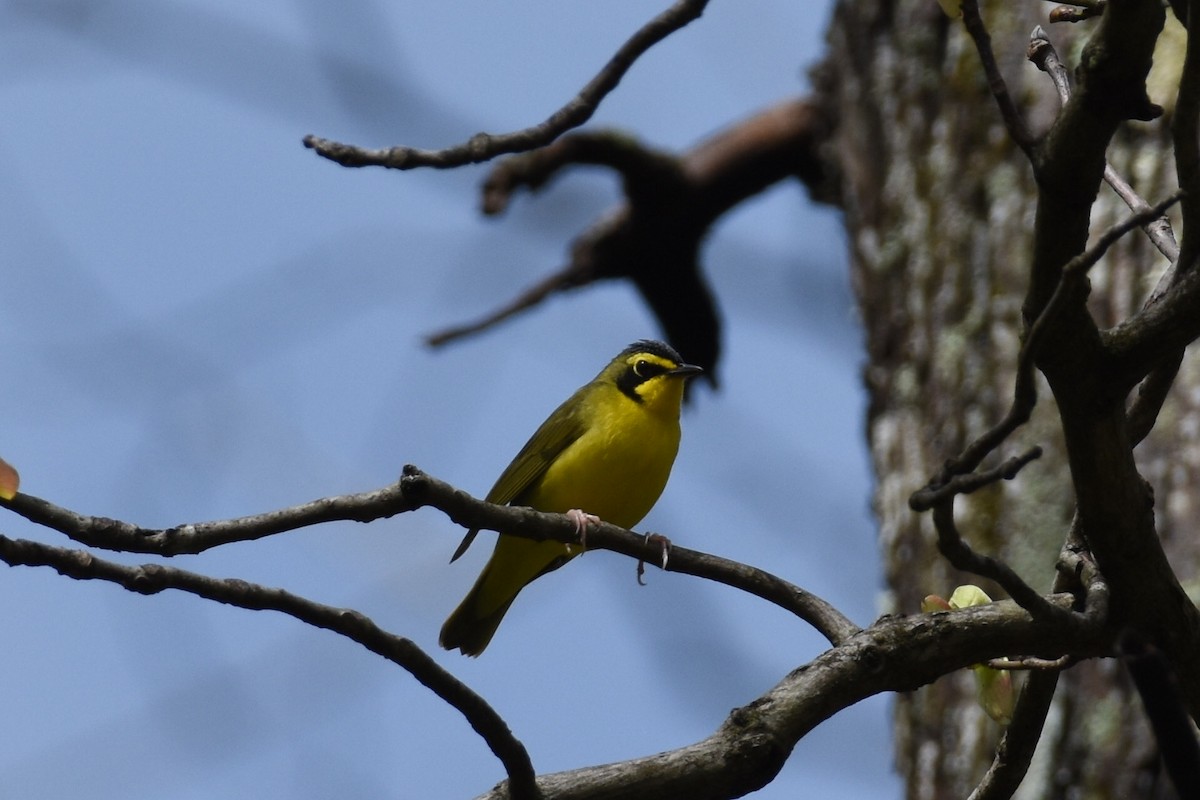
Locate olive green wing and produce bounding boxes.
[448,385,591,562]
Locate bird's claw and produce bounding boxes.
[636,532,672,585]
[565,508,601,554]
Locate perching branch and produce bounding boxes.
[0,466,860,646]
[302,0,710,171]
[0,483,1111,800]
[0,533,541,800]
[397,466,862,645]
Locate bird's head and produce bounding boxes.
[604,339,703,411]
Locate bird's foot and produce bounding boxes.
[565,508,601,554]
[636,532,672,586]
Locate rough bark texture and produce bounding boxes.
[816,2,1196,798]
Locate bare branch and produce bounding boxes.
[929,502,1067,622]
[302,0,710,171]
[1171,0,1200,276]
[425,266,582,347]
[911,447,1043,512]
[0,481,419,556]
[1120,632,1200,798]
[967,670,1061,800]
[1126,349,1184,446]
[1053,190,1184,289]
[969,519,1107,800]
[985,655,1073,671]
[399,467,862,645]
[478,130,684,216]
[961,0,1036,153]
[1,466,860,645]
[1028,27,1179,263]
[913,193,1180,517]
[0,534,541,798]
[475,597,1105,800]
[425,98,830,380]
[0,492,1112,800]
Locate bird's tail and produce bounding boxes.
[439,536,573,656]
[439,584,515,657]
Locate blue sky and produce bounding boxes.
[0,2,898,797]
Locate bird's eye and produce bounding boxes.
[634,359,650,377]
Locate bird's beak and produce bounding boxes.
[669,363,704,379]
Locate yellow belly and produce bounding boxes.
[465,397,681,627]
[522,395,682,528]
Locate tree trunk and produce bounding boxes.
[816,1,1195,797]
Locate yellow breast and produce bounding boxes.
[522,380,684,529]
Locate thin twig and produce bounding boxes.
[302,0,710,171]
[930,503,1067,621]
[961,0,1036,153]
[0,534,542,799]
[425,267,582,346]
[911,448,1042,512]
[1029,27,1180,263]
[1038,191,1184,325]
[1105,163,1182,264]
